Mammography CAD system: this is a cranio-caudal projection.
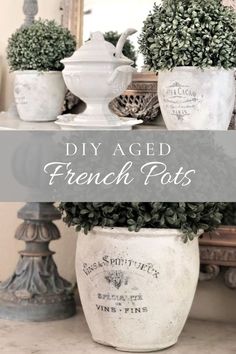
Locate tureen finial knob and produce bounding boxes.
[90,31,104,41]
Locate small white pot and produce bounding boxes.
[76,227,200,352]
[158,67,235,130]
[14,71,66,122]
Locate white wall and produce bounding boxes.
[0,0,62,111]
[83,0,159,69]
[83,0,157,37]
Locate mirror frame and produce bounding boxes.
[62,0,84,47]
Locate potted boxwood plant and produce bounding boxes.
[60,202,225,352]
[139,0,236,130]
[7,19,76,122]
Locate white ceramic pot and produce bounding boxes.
[76,227,200,352]
[14,71,66,122]
[158,67,235,130]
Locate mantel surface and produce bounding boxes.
[0,309,235,354]
[0,112,60,131]
[0,112,165,131]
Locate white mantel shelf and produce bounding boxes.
[0,112,61,130]
[0,112,165,131]
[0,309,235,354]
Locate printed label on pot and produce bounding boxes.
[14,85,27,105]
[96,290,148,316]
[81,255,159,318]
[161,81,203,121]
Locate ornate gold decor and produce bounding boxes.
[200,226,236,289]
[109,72,160,124]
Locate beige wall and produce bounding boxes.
[0,0,62,111]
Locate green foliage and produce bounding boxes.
[59,202,226,242]
[7,19,77,71]
[104,31,137,67]
[139,0,236,71]
[222,203,236,225]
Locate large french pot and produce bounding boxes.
[76,227,200,352]
[158,67,235,130]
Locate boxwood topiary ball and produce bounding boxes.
[139,0,236,71]
[7,19,77,72]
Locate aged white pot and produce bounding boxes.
[158,67,235,130]
[14,71,66,122]
[76,227,200,352]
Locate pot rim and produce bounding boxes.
[83,226,203,238]
[14,70,62,75]
[159,66,235,72]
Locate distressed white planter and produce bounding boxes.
[14,71,66,122]
[158,67,235,130]
[76,227,200,352]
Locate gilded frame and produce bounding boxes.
[61,0,84,47]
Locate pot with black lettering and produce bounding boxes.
[59,202,226,352]
[139,1,236,130]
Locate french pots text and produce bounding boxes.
[43,142,196,187]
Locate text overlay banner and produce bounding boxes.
[0,131,235,202]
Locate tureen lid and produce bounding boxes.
[62,31,133,64]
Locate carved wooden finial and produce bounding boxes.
[23,0,39,27]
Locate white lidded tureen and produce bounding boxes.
[56,29,143,130]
